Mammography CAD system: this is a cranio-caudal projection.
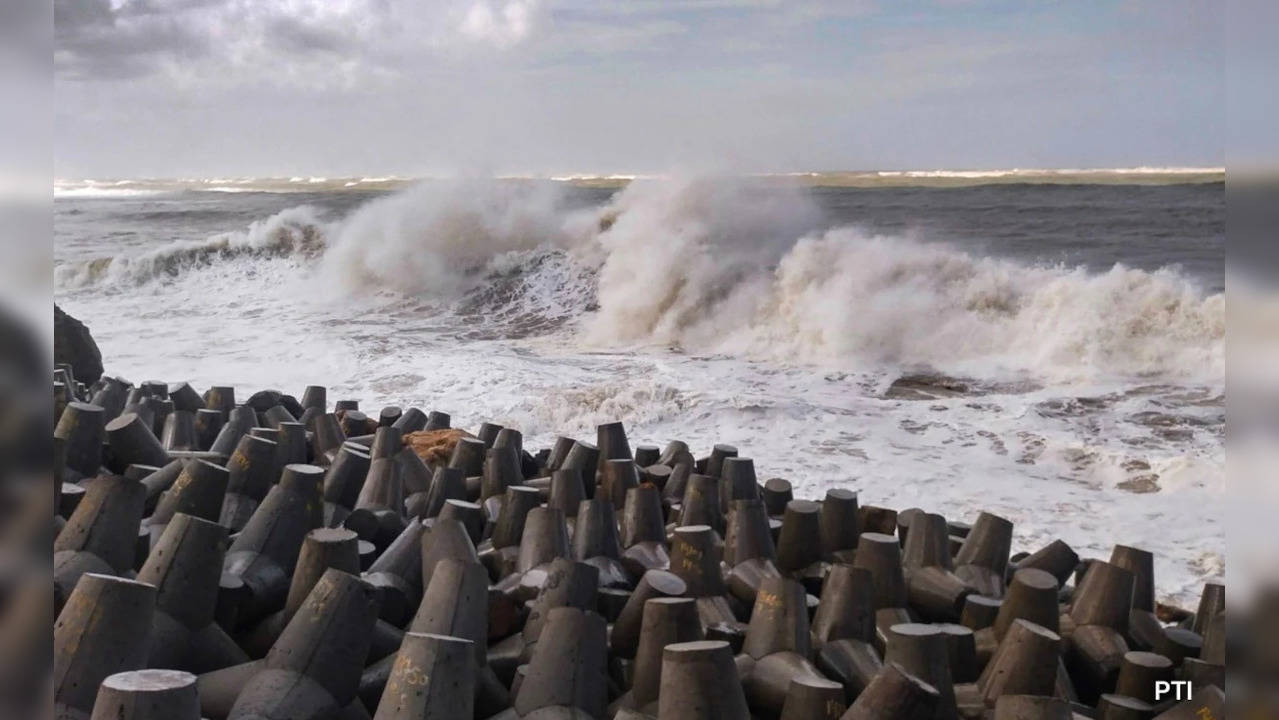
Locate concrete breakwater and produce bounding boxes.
[51,369,1225,720]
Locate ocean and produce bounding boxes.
[52,172,1225,605]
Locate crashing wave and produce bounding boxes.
[56,177,1224,381]
[55,206,329,288]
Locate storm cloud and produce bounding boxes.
[53,0,1224,177]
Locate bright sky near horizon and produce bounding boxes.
[54,0,1223,178]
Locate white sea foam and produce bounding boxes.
[581,178,1223,383]
[318,178,576,298]
[53,186,166,198]
[57,176,1224,384]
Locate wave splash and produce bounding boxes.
[57,177,1224,380]
[576,178,1221,380]
[55,205,329,288]
[318,179,579,298]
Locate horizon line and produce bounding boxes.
[55,166,1227,184]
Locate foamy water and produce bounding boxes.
[53,175,1225,605]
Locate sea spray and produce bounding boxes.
[318,179,577,298]
[56,176,1224,381]
[662,228,1226,382]
[581,178,1222,382]
[582,176,823,346]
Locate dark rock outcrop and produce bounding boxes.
[54,304,103,385]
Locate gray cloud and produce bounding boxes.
[264,15,356,56]
[55,0,215,80]
[54,0,409,83]
[53,0,1224,177]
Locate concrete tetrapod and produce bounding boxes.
[373,633,475,720]
[515,607,609,719]
[883,623,957,720]
[718,457,759,515]
[953,512,1013,599]
[610,570,688,659]
[762,478,793,518]
[572,496,630,589]
[515,506,573,581]
[596,421,633,477]
[420,517,480,592]
[617,596,704,714]
[743,575,811,660]
[106,412,172,473]
[724,499,781,606]
[54,574,158,720]
[1015,540,1079,587]
[853,533,908,611]
[220,435,278,532]
[840,662,940,720]
[991,695,1072,720]
[138,513,248,673]
[227,569,380,720]
[89,669,201,720]
[416,466,466,520]
[705,444,738,479]
[819,489,859,560]
[812,564,876,647]
[345,427,407,548]
[323,443,372,527]
[902,512,970,622]
[657,640,750,720]
[222,464,325,628]
[779,675,847,720]
[978,619,1062,706]
[775,500,822,576]
[360,557,507,717]
[209,407,257,459]
[146,459,229,546]
[621,484,669,575]
[53,473,147,611]
[993,569,1060,641]
[678,473,722,534]
[239,527,363,658]
[363,518,426,626]
[56,401,106,478]
[601,459,641,514]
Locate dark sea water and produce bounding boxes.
[811,183,1223,292]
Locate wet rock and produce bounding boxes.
[1117,475,1160,494]
[883,374,971,400]
[54,304,104,385]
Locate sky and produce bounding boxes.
[52,0,1224,178]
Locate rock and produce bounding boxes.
[883,373,970,400]
[54,304,104,385]
[1117,475,1160,494]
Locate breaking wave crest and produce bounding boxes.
[580,178,1223,380]
[318,179,579,298]
[631,226,1224,379]
[55,205,329,288]
[57,177,1224,381]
